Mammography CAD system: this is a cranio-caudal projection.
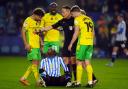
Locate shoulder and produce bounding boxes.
[56,13,63,19]
[42,13,50,19]
[44,13,50,16]
[74,17,80,25]
[24,17,31,23]
[122,20,126,24]
[56,13,62,17]
[41,58,47,62]
[23,17,32,27]
[55,56,62,59]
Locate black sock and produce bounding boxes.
[72,64,76,81]
[67,64,72,78]
[111,54,116,63]
[92,73,97,81]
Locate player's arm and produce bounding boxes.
[41,19,63,31]
[68,26,80,51]
[21,26,31,51]
[60,57,69,72]
[39,37,43,50]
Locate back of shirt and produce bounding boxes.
[74,15,94,45]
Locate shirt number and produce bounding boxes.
[84,22,93,32]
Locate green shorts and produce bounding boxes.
[27,48,41,61]
[76,45,93,61]
[43,41,60,54]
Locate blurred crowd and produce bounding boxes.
[0,0,128,57]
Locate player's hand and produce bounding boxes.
[41,26,52,31]
[68,44,72,51]
[25,44,31,51]
[34,29,41,35]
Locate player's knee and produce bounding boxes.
[85,61,90,65]
[71,57,76,64]
[32,60,39,65]
[63,57,69,64]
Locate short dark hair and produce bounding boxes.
[49,2,58,8]
[62,6,71,10]
[71,5,80,12]
[33,8,45,17]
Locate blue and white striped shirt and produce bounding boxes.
[116,20,127,41]
[40,56,69,77]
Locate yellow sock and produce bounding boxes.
[31,64,39,81]
[86,64,93,83]
[77,65,83,84]
[23,65,32,79]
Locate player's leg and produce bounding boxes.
[106,41,119,66]
[19,64,32,86]
[19,49,37,86]
[75,60,83,86]
[84,45,94,88]
[112,47,119,63]
[70,43,77,81]
[63,57,72,77]
[30,49,41,85]
[82,62,98,85]
[106,46,119,67]
[74,44,85,86]
[31,60,40,81]
[84,61,93,88]
[70,56,76,81]
[62,44,72,80]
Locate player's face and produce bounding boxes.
[71,12,78,18]
[47,48,56,56]
[117,16,122,22]
[49,7,57,15]
[61,8,70,18]
[35,15,42,21]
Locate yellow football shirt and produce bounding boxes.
[23,17,41,48]
[41,13,63,41]
[74,15,94,45]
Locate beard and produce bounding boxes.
[50,10,57,15]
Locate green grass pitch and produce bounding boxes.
[0,56,128,89]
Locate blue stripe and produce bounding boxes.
[54,57,56,77]
[40,56,67,77]
[48,58,51,76]
[57,57,60,77]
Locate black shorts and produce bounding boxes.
[62,41,77,57]
[114,41,127,49]
[42,75,68,86]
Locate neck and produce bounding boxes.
[66,15,71,19]
[76,13,81,17]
